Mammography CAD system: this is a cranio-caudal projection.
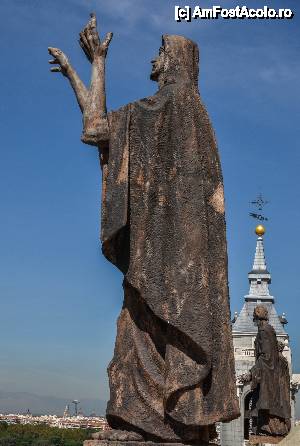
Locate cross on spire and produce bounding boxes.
[247,226,273,302]
[232,226,286,335]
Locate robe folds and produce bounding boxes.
[99,35,240,441]
[250,323,291,436]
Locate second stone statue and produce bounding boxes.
[48,14,240,445]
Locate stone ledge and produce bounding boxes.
[83,441,217,446]
[278,425,300,445]
[249,435,284,444]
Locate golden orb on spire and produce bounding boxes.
[255,224,265,236]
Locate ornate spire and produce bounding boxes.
[252,228,267,271]
[246,225,273,302]
[232,225,286,335]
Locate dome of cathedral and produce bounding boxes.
[255,224,265,236]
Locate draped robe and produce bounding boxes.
[99,35,240,441]
[250,323,291,437]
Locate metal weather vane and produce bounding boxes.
[249,193,269,221]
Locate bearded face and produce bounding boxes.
[253,305,269,324]
[150,46,165,81]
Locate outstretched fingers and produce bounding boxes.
[102,32,113,51]
[48,47,60,58]
[50,66,62,73]
[79,15,96,62]
[89,12,101,47]
[48,47,60,74]
[48,47,68,75]
[84,18,96,54]
[79,32,92,62]
[85,14,97,46]
[89,12,97,28]
[78,14,113,60]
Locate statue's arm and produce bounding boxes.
[238,372,252,385]
[48,14,113,148]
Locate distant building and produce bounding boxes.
[220,226,299,446]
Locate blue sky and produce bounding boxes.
[0,0,299,414]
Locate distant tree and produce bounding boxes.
[0,424,93,445]
[64,441,81,446]
[48,436,62,446]
[0,437,17,446]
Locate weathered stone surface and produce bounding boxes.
[49,14,240,444]
[277,425,300,445]
[249,434,283,444]
[83,442,218,446]
[101,33,240,443]
[91,431,144,442]
[240,305,291,440]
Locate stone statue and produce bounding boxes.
[240,305,291,441]
[48,14,240,445]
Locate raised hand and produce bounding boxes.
[48,46,87,112]
[48,47,70,76]
[238,373,251,384]
[79,13,113,62]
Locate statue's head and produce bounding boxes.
[253,305,269,324]
[151,35,199,87]
[150,44,165,82]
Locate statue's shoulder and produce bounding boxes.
[259,323,276,337]
[108,103,131,118]
[266,323,276,335]
[133,90,170,112]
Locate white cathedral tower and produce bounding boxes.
[220,225,299,446]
